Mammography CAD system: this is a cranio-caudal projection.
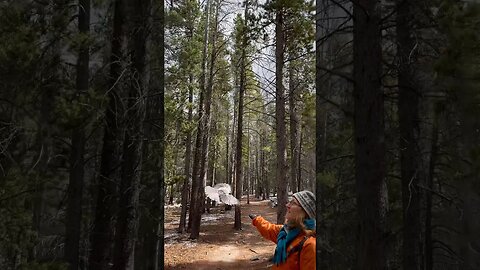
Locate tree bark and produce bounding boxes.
[228,95,236,188]
[31,45,57,262]
[275,6,288,225]
[206,121,217,213]
[190,0,216,239]
[178,73,193,233]
[425,102,440,270]
[315,1,325,264]
[246,124,250,204]
[353,0,387,269]
[188,0,210,233]
[234,1,248,230]
[226,114,230,185]
[111,0,149,266]
[207,121,217,187]
[89,0,127,268]
[262,125,269,199]
[289,59,299,194]
[397,1,426,269]
[297,127,302,192]
[455,77,480,270]
[234,50,245,230]
[65,1,89,269]
[133,1,163,269]
[154,0,165,268]
[255,145,260,198]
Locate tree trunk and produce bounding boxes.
[275,7,288,225]
[178,73,193,233]
[397,1,426,269]
[154,0,165,268]
[226,114,230,185]
[207,122,216,188]
[188,0,210,233]
[31,58,56,263]
[289,59,299,194]
[89,0,127,267]
[316,9,332,266]
[234,1,248,230]
[234,56,244,230]
[228,65,239,193]
[255,145,260,199]
[65,1,89,269]
[263,130,269,199]
[246,125,250,205]
[425,102,441,270]
[168,184,174,205]
[297,127,302,192]
[190,0,217,239]
[457,112,480,269]
[111,0,149,269]
[353,0,387,269]
[133,1,163,269]
[455,77,480,270]
[316,7,334,267]
[228,112,235,187]
[206,122,217,213]
[112,119,144,270]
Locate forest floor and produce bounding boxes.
[164,196,279,269]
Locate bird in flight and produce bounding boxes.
[204,183,239,205]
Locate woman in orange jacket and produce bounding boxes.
[249,190,316,270]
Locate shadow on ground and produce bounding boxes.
[165,257,273,270]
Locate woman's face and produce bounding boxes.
[285,197,306,222]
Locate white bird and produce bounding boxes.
[204,183,239,205]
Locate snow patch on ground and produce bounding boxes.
[165,232,180,238]
[201,213,230,222]
[165,203,182,208]
[164,232,199,248]
[165,240,198,248]
[183,241,198,248]
[164,232,182,243]
[198,209,235,223]
[166,211,232,228]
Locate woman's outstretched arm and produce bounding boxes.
[252,216,283,243]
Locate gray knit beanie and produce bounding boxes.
[292,190,316,219]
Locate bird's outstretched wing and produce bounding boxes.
[213,183,232,195]
[219,193,239,205]
[205,186,220,202]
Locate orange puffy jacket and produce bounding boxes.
[252,216,316,270]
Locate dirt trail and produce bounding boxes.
[164,197,279,269]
